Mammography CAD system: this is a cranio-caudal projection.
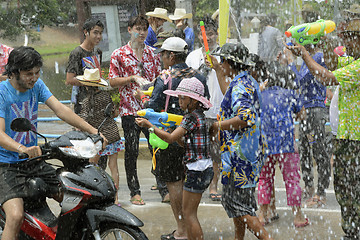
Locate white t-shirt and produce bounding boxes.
[186,48,224,119]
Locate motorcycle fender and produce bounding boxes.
[86,205,144,232]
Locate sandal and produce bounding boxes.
[151,184,158,191]
[209,193,221,201]
[161,230,187,240]
[130,196,145,205]
[295,218,310,228]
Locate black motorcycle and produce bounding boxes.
[0,106,148,240]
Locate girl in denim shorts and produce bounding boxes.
[136,77,213,240]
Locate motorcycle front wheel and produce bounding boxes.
[99,222,148,240]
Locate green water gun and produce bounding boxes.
[285,19,336,46]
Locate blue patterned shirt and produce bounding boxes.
[219,71,267,188]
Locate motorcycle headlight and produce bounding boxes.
[59,137,102,159]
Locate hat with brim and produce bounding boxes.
[76,68,108,87]
[212,42,255,66]
[169,8,192,21]
[146,8,171,22]
[340,18,360,38]
[154,37,188,54]
[164,77,212,109]
[343,4,360,15]
[154,31,175,48]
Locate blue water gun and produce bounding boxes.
[137,108,183,129]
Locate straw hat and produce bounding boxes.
[169,8,192,21]
[343,4,360,15]
[76,68,108,87]
[342,18,360,33]
[146,8,171,22]
[164,77,212,109]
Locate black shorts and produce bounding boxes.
[222,172,257,218]
[153,143,185,183]
[0,160,60,205]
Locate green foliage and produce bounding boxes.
[0,0,76,40]
[194,0,218,20]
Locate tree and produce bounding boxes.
[0,0,76,40]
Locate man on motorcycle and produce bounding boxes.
[0,46,107,240]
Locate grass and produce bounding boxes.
[34,43,79,56]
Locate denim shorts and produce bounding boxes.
[184,167,214,193]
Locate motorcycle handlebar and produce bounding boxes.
[18,145,51,161]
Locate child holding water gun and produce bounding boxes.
[135,77,214,240]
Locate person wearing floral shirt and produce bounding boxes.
[286,18,360,240]
[210,43,271,240]
[109,15,161,205]
[0,43,13,81]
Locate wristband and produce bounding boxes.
[17,144,23,151]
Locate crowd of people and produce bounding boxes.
[0,4,359,240]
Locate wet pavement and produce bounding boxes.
[39,104,344,240]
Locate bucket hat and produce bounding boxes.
[212,42,255,66]
[169,8,192,21]
[146,8,171,22]
[153,31,175,48]
[164,77,212,109]
[154,37,188,54]
[76,68,108,87]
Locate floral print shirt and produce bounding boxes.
[219,71,267,188]
[109,43,161,116]
[333,58,360,141]
[0,44,13,75]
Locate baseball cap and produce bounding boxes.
[154,37,188,54]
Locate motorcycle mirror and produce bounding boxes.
[11,118,32,132]
[10,118,48,145]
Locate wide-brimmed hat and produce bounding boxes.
[164,77,212,109]
[154,31,175,48]
[76,68,108,87]
[169,8,192,20]
[343,4,360,15]
[154,37,188,54]
[212,42,255,66]
[146,8,171,22]
[343,18,360,32]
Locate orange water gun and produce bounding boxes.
[200,21,213,67]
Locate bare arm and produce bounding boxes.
[209,55,230,94]
[45,96,98,135]
[0,118,41,158]
[295,106,306,121]
[135,118,187,144]
[66,72,84,86]
[209,116,248,139]
[286,43,338,86]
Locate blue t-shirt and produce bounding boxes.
[289,52,327,109]
[0,79,52,163]
[261,86,302,155]
[145,26,157,48]
[184,27,195,53]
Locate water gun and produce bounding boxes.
[200,21,213,67]
[137,108,183,129]
[285,19,336,46]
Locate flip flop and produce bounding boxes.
[295,218,310,228]
[161,230,187,240]
[151,185,158,191]
[209,193,221,201]
[270,213,280,222]
[130,197,145,205]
